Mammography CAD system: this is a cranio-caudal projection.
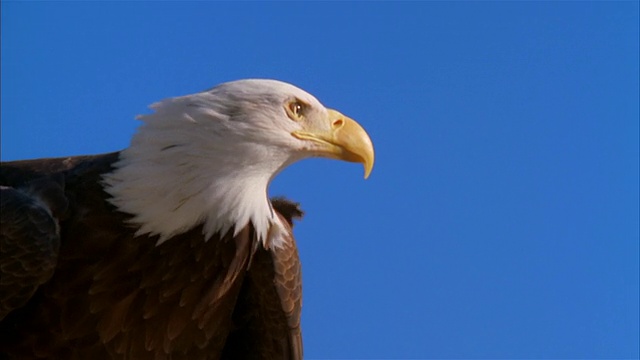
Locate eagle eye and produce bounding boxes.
[286,100,305,121]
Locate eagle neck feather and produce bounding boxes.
[102,100,292,248]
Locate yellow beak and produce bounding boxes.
[292,109,375,179]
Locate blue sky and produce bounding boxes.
[2,2,638,359]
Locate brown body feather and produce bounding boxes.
[0,153,303,360]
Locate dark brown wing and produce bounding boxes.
[0,175,67,320]
[1,186,58,319]
[270,197,304,356]
[222,199,304,360]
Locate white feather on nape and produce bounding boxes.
[102,80,320,247]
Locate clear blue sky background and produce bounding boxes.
[2,2,638,359]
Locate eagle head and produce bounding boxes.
[103,79,374,246]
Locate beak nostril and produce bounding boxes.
[332,119,344,128]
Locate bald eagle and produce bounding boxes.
[0,79,374,359]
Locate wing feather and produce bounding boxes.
[221,198,304,360]
[0,178,66,320]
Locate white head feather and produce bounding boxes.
[103,79,328,247]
